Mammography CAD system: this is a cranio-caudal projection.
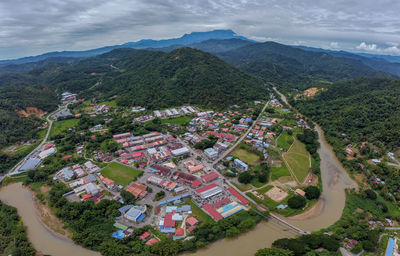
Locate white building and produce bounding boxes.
[171,147,190,156]
[204,148,218,159]
[234,159,248,172]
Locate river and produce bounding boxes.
[0,89,357,256]
[0,183,100,256]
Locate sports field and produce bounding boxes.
[101,162,143,186]
[270,161,292,181]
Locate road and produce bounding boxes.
[6,105,64,176]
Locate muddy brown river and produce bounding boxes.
[0,90,357,256]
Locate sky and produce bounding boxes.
[1,0,400,59]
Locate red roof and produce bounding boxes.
[195,183,217,194]
[202,203,223,221]
[63,155,72,159]
[146,238,159,246]
[191,179,202,187]
[186,217,199,226]
[175,228,184,236]
[164,213,175,228]
[44,143,55,150]
[82,193,93,200]
[139,232,150,241]
[227,187,249,205]
[201,172,219,183]
[187,225,196,233]
[213,197,230,208]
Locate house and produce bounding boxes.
[189,164,204,174]
[139,232,150,241]
[146,238,159,246]
[186,217,199,226]
[204,148,218,159]
[295,189,306,197]
[234,159,248,172]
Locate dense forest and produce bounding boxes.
[0,201,36,256]
[294,78,400,149]
[217,41,395,91]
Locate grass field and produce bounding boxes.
[99,100,118,108]
[284,139,310,182]
[232,148,261,165]
[231,182,252,192]
[101,162,143,186]
[277,132,293,151]
[270,161,292,181]
[189,200,215,224]
[256,185,273,194]
[51,119,79,137]
[161,116,192,125]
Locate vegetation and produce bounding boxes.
[304,186,321,200]
[284,138,310,182]
[272,234,339,256]
[101,162,143,186]
[194,135,218,150]
[232,148,261,165]
[0,201,36,256]
[50,118,80,137]
[287,195,306,209]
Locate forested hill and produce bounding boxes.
[217,41,395,90]
[90,47,267,109]
[293,78,400,150]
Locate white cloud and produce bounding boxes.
[356,42,400,55]
[329,42,339,49]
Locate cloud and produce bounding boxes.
[0,0,400,59]
[356,42,400,55]
[329,42,339,49]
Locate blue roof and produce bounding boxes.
[226,156,233,161]
[112,229,124,240]
[136,213,146,222]
[19,158,41,172]
[277,204,288,209]
[386,238,395,256]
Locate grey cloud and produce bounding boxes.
[0,0,400,59]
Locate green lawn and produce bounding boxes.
[256,185,273,194]
[231,182,252,192]
[51,119,79,137]
[99,100,118,108]
[232,148,261,165]
[285,139,310,182]
[100,162,143,186]
[161,116,192,125]
[270,161,292,181]
[277,132,293,151]
[189,200,215,224]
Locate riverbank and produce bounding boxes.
[0,183,100,256]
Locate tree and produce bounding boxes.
[304,186,321,200]
[288,195,306,209]
[120,190,136,204]
[255,248,294,256]
[364,189,377,200]
[226,227,240,237]
[238,171,252,184]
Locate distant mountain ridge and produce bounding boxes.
[296,45,400,76]
[0,30,252,66]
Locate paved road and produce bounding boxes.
[7,105,64,176]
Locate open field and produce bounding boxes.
[50,119,79,137]
[284,139,310,182]
[277,132,293,151]
[99,100,117,108]
[161,116,192,125]
[232,148,261,166]
[270,161,292,181]
[101,162,143,186]
[188,200,214,224]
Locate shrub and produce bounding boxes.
[288,195,306,209]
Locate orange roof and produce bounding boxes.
[186,217,199,226]
[295,189,306,197]
[189,164,204,173]
[126,182,148,198]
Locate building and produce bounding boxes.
[227,187,249,206]
[171,147,190,157]
[195,183,222,199]
[234,159,248,171]
[126,182,148,199]
[201,172,219,183]
[202,203,223,221]
[38,147,56,159]
[295,189,306,197]
[19,158,41,172]
[124,205,146,222]
[188,164,204,174]
[204,148,218,159]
